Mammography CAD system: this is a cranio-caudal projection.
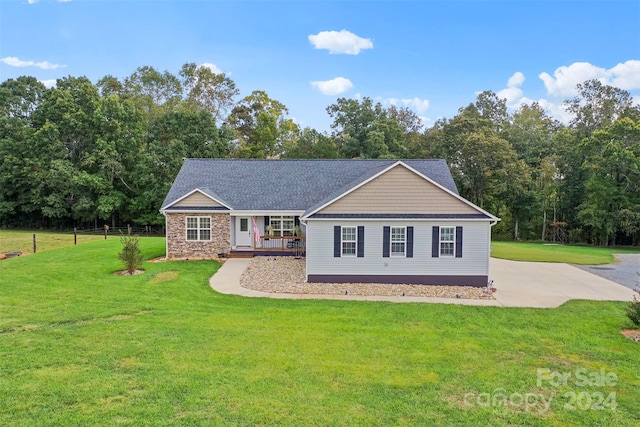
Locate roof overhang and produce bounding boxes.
[229,210,305,216]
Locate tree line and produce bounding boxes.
[1,64,639,245]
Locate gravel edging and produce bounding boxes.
[240,257,495,300]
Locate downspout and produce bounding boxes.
[488,219,499,286]
[299,218,308,282]
[160,210,168,260]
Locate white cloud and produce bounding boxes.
[539,63,607,97]
[497,71,525,107]
[521,97,573,124]
[382,97,430,113]
[0,56,65,70]
[39,79,57,88]
[539,60,640,97]
[609,60,640,90]
[28,0,70,4]
[494,72,575,123]
[200,62,223,74]
[507,71,525,88]
[401,97,430,113]
[308,30,373,55]
[310,77,354,95]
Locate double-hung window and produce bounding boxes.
[269,216,295,236]
[440,226,455,256]
[390,226,406,257]
[186,217,211,241]
[341,226,357,256]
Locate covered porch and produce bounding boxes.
[230,213,306,256]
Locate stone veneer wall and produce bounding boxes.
[166,213,230,259]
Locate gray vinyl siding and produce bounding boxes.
[306,220,490,277]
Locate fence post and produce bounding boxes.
[33,233,36,253]
[104,224,109,240]
[74,228,77,245]
[127,224,131,235]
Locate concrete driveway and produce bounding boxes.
[210,258,636,308]
[490,258,636,308]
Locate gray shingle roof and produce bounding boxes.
[161,159,460,211]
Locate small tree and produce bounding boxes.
[118,232,143,274]
[627,273,640,328]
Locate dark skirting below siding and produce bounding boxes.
[307,274,488,287]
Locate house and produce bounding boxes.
[160,159,500,287]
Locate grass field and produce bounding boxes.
[0,230,104,255]
[491,241,640,265]
[1,238,638,425]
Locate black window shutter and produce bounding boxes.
[264,216,269,228]
[383,226,390,258]
[406,226,414,258]
[432,226,440,258]
[357,226,365,257]
[294,216,300,226]
[334,226,341,258]
[455,226,463,258]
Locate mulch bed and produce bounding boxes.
[113,269,145,276]
[620,329,640,343]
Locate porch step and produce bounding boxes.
[228,251,255,259]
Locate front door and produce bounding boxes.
[236,217,251,247]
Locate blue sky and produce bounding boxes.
[1,0,639,131]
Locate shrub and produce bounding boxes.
[118,233,143,274]
[627,274,640,328]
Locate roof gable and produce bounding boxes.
[161,188,231,210]
[303,161,496,219]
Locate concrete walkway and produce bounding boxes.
[209,258,636,308]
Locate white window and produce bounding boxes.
[440,226,455,256]
[341,226,357,256]
[269,216,295,236]
[391,226,406,257]
[186,217,211,241]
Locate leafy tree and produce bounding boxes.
[577,118,640,245]
[227,90,297,158]
[281,128,339,158]
[123,66,182,112]
[0,77,48,224]
[474,90,509,132]
[326,97,416,158]
[503,102,560,168]
[565,79,639,136]
[430,104,522,209]
[179,62,239,120]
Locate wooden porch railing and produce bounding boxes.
[254,235,306,252]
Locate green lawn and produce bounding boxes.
[0,229,104,255]
[1,238,639,426]
[491,241,640,265]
